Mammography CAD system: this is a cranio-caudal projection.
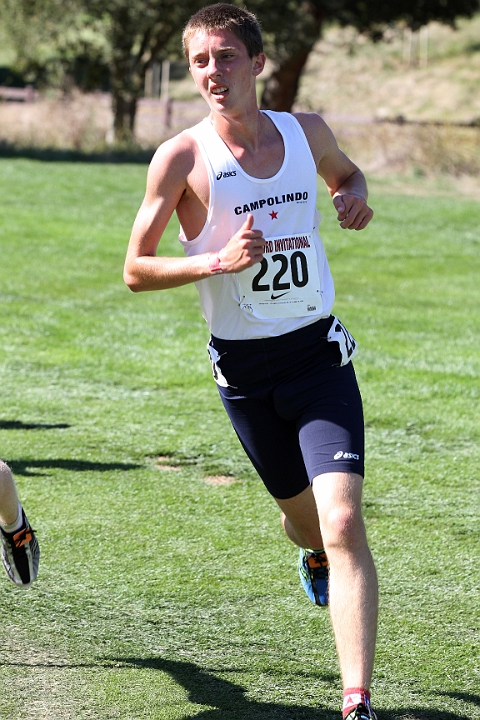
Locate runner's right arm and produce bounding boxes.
[124,136,265,292]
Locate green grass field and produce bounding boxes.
[0,159,478,720]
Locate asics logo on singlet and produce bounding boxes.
[334,451,360,460]
[216,171,237,180]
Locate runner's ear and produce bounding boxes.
[252,53,266,76]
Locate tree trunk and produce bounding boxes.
[260,46,313,112]
[260,2,324,112]
[109,11,146,144]
[112,90,139,143]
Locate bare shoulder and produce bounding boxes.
[146,130,199,192]
[292,111,339,165]
[293,111,329,132]
[293,111,335,140]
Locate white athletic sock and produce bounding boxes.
[0,503,24,534]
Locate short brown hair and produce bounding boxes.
[183,3,263,60]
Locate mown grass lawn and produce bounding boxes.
[0,159,478,720]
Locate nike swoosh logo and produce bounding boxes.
[270,291,290,300]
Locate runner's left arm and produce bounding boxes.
[295,112,373,231]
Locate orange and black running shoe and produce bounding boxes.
[1,510,40,587]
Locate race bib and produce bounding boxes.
[237,233,323,319]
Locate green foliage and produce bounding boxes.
[1,0,110,88]
[0,160,479,719]
[0,0,201,136]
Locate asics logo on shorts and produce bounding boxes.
[334,451,360,460]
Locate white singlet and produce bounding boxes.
[178,110,335,340]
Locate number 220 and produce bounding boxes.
[251,251,309,292]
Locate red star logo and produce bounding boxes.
[269,210,278,219]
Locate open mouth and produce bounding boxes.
[211,86,228,96]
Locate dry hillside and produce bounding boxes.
[295,15,480,124]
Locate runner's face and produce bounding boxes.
[188,28,265,114]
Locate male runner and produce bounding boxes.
[124,5,378,718]
[0,459,40,586]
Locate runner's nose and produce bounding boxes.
[207,57,221,78]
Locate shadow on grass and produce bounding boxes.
[441,691,480,708]
[0,419,70,430]
[113,657,478,720]
[114,656,334,719]
[7,458,141,476]
[389,712,475,720]
[0,140,154,164]
[0,655,477,719]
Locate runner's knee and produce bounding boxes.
[320,503,365,551]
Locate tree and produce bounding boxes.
[83,0,201,142]
[2,0,206,142]
[1,0,202,143]
[253,0,480,111]
[0,0,105,90]
[249,0,326,112]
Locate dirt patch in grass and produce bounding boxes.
[154,456,241,485]
[203,475,240,486]
[155,455,182,471]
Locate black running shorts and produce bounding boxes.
[208,316,365,500]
